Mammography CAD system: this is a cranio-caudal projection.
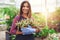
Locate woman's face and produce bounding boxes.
[22,3,29,14]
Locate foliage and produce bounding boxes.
[10,35,16,40]
[4,7,18,40]
[0,7,18,40]
[47,33,60,40]
[16,18,40,28]
[34,26,56,38]
[2,6,18,30]
[32,13,46,26]
[0,8,4,18]
[16,19,30,28]
[48,29,56,34]
[0,21,6,24]
[48,7,60,27]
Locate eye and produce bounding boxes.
[23,6,25,7]
[26,6,29,8]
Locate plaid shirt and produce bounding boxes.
[10,15,20,34]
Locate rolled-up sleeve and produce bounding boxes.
[10,15,20,34]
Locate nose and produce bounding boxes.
[24,7,28,9]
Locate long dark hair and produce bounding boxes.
[20,1,31,18]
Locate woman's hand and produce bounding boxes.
[29,26,40,33]
[35,29,40,33]
[32,26,40,33]
[16,30,23,35]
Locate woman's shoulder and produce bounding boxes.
[15,15,20,19]
[13,15,20,21]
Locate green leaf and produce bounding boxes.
[49,29,56,34]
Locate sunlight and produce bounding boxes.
[48,8,55,12]
[29,0,56,12]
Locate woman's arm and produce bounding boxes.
[16,30,23,34]
[10,15,23,35]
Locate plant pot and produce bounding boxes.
[6,32,11,40]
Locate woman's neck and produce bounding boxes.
[22,13,28,18]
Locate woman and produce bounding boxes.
[10,1,39,40]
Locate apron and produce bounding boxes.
[15,16,34,40]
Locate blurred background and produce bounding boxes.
[0,0,60,40]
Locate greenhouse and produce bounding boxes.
[0,0,60,40]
